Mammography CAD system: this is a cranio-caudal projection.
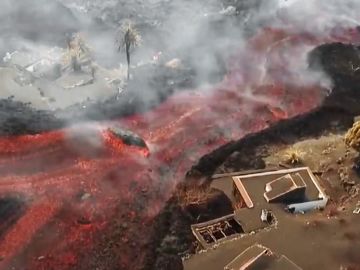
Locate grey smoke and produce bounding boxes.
[0,0,359,114]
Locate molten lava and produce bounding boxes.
[0,27,359,270]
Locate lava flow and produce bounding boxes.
[0,27,359,270]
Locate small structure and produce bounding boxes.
[224,244,302,270]
[353,201,360,214]
[231,167,327,214]
[191,214,244,247]
[264,173,306,203]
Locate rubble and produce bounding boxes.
[77,216,92,225]
[260,209,274,223]
[80,193,92,201]
[353,200,360,214]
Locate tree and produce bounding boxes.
[116,21,141,80]
[63,33,92,72]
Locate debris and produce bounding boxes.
[260,209,274,224]
[3,51,15,62]
[338,167,355,190]
[37,256,46,261]
[62,78,94,89]
[220,6,237,16]
[353,201,360,214]
[77,216,91,225]
[165,58,182,69]
[152,51,162,63]
[80,193,92,201]
[327,206,339,218]
[337,157,344,164]
[321,145,333,155]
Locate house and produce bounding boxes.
[192,167,328,248]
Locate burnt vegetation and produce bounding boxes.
[345,121,360,173]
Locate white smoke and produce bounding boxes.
[271,0,360,34]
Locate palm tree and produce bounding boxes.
[63,33,92,72]
[116,21,141,80]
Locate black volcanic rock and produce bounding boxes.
[0,98,62,136]
[188,42,360,177]
[309,43,360,114]
[154,254,183,270]
[108,127,147,148]
[0,196,26,238]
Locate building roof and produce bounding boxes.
[192,167,328,247]
[224,244,302,270]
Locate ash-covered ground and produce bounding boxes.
[0,0,266,135]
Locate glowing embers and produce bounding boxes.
[192,214,244,247]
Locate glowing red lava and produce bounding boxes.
[0,27,359,270]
